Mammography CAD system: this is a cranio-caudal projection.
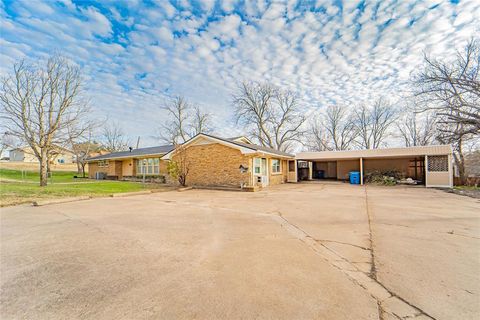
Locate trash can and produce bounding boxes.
[316,170,325,179]
[349,171,361,184]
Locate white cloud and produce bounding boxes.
[0,0,477,146]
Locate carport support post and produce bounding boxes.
[360,157,363,185]
[425,155,429,187]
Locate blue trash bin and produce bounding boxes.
[349,171,360,184]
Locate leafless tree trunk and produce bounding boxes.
[233,81,305,152]
[414,38,480,137]
[397,107,437,147]
[101,122,129,152]
[0,55,89,186]
[354,98,397,149]
[436,122,469,184]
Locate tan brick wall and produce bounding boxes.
[159,160,168,175]
[171,143,251,187]
[88,162,99,179]
[269,158,288,185]
[88,162,109,179]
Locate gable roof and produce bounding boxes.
[87,145,174,161]
[161,133,294,159]
[227,136,253,144]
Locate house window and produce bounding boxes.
[254,158,262,174]
[272,159,281,173]
[428,155,448,172]
[136,158,161,175]
[98,160,109,167]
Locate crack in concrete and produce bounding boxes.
[314,239,372,251]
[272,203,437,320]
[363,186,378,281]
[144,196,440,319]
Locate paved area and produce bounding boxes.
[1,183,479,319]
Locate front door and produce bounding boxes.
[254,157,269,187]
[287,160,297,182]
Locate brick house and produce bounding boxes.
[87,134,295,188]
[88,133,453,189]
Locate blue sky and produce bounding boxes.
[0,0,478,146]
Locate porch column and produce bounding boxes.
[448,153,453,188]
[294,160,298,183]
[425,155,429,187]
[308,161,313,180]
[360,157,363,185]
[250,158,254,186]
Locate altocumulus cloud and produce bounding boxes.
[0,0,478,145]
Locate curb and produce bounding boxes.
[33,196,91,207]
[177,187,193,192]
[110,190,152,197]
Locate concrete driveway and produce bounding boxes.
[1,183,479,319]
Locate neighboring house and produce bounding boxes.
[9,146,75,164]
[87,134,453,189]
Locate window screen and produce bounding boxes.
[428,155,448,172]
[272,159,281,173]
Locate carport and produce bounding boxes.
[293,145,453,188]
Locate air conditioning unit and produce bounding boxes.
[95,172,106,180]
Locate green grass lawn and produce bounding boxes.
[0,168,85,183]
[0,169,172,207]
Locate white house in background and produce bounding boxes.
[9,146,75,164]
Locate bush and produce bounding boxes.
[364,170,403,185]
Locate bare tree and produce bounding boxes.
[0,55,89,186]
[413,38,480,184]
[101,122,129,152]
[158,96,213,144]
[354,98,397,149]
[159,96,189,144]
[190,105,213,136]
[70,123,102,177]
[304,115,330,151]
[323,105,356,150]
[233,81,306,152]
[397,108,437,147]
[414,38,480,138]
